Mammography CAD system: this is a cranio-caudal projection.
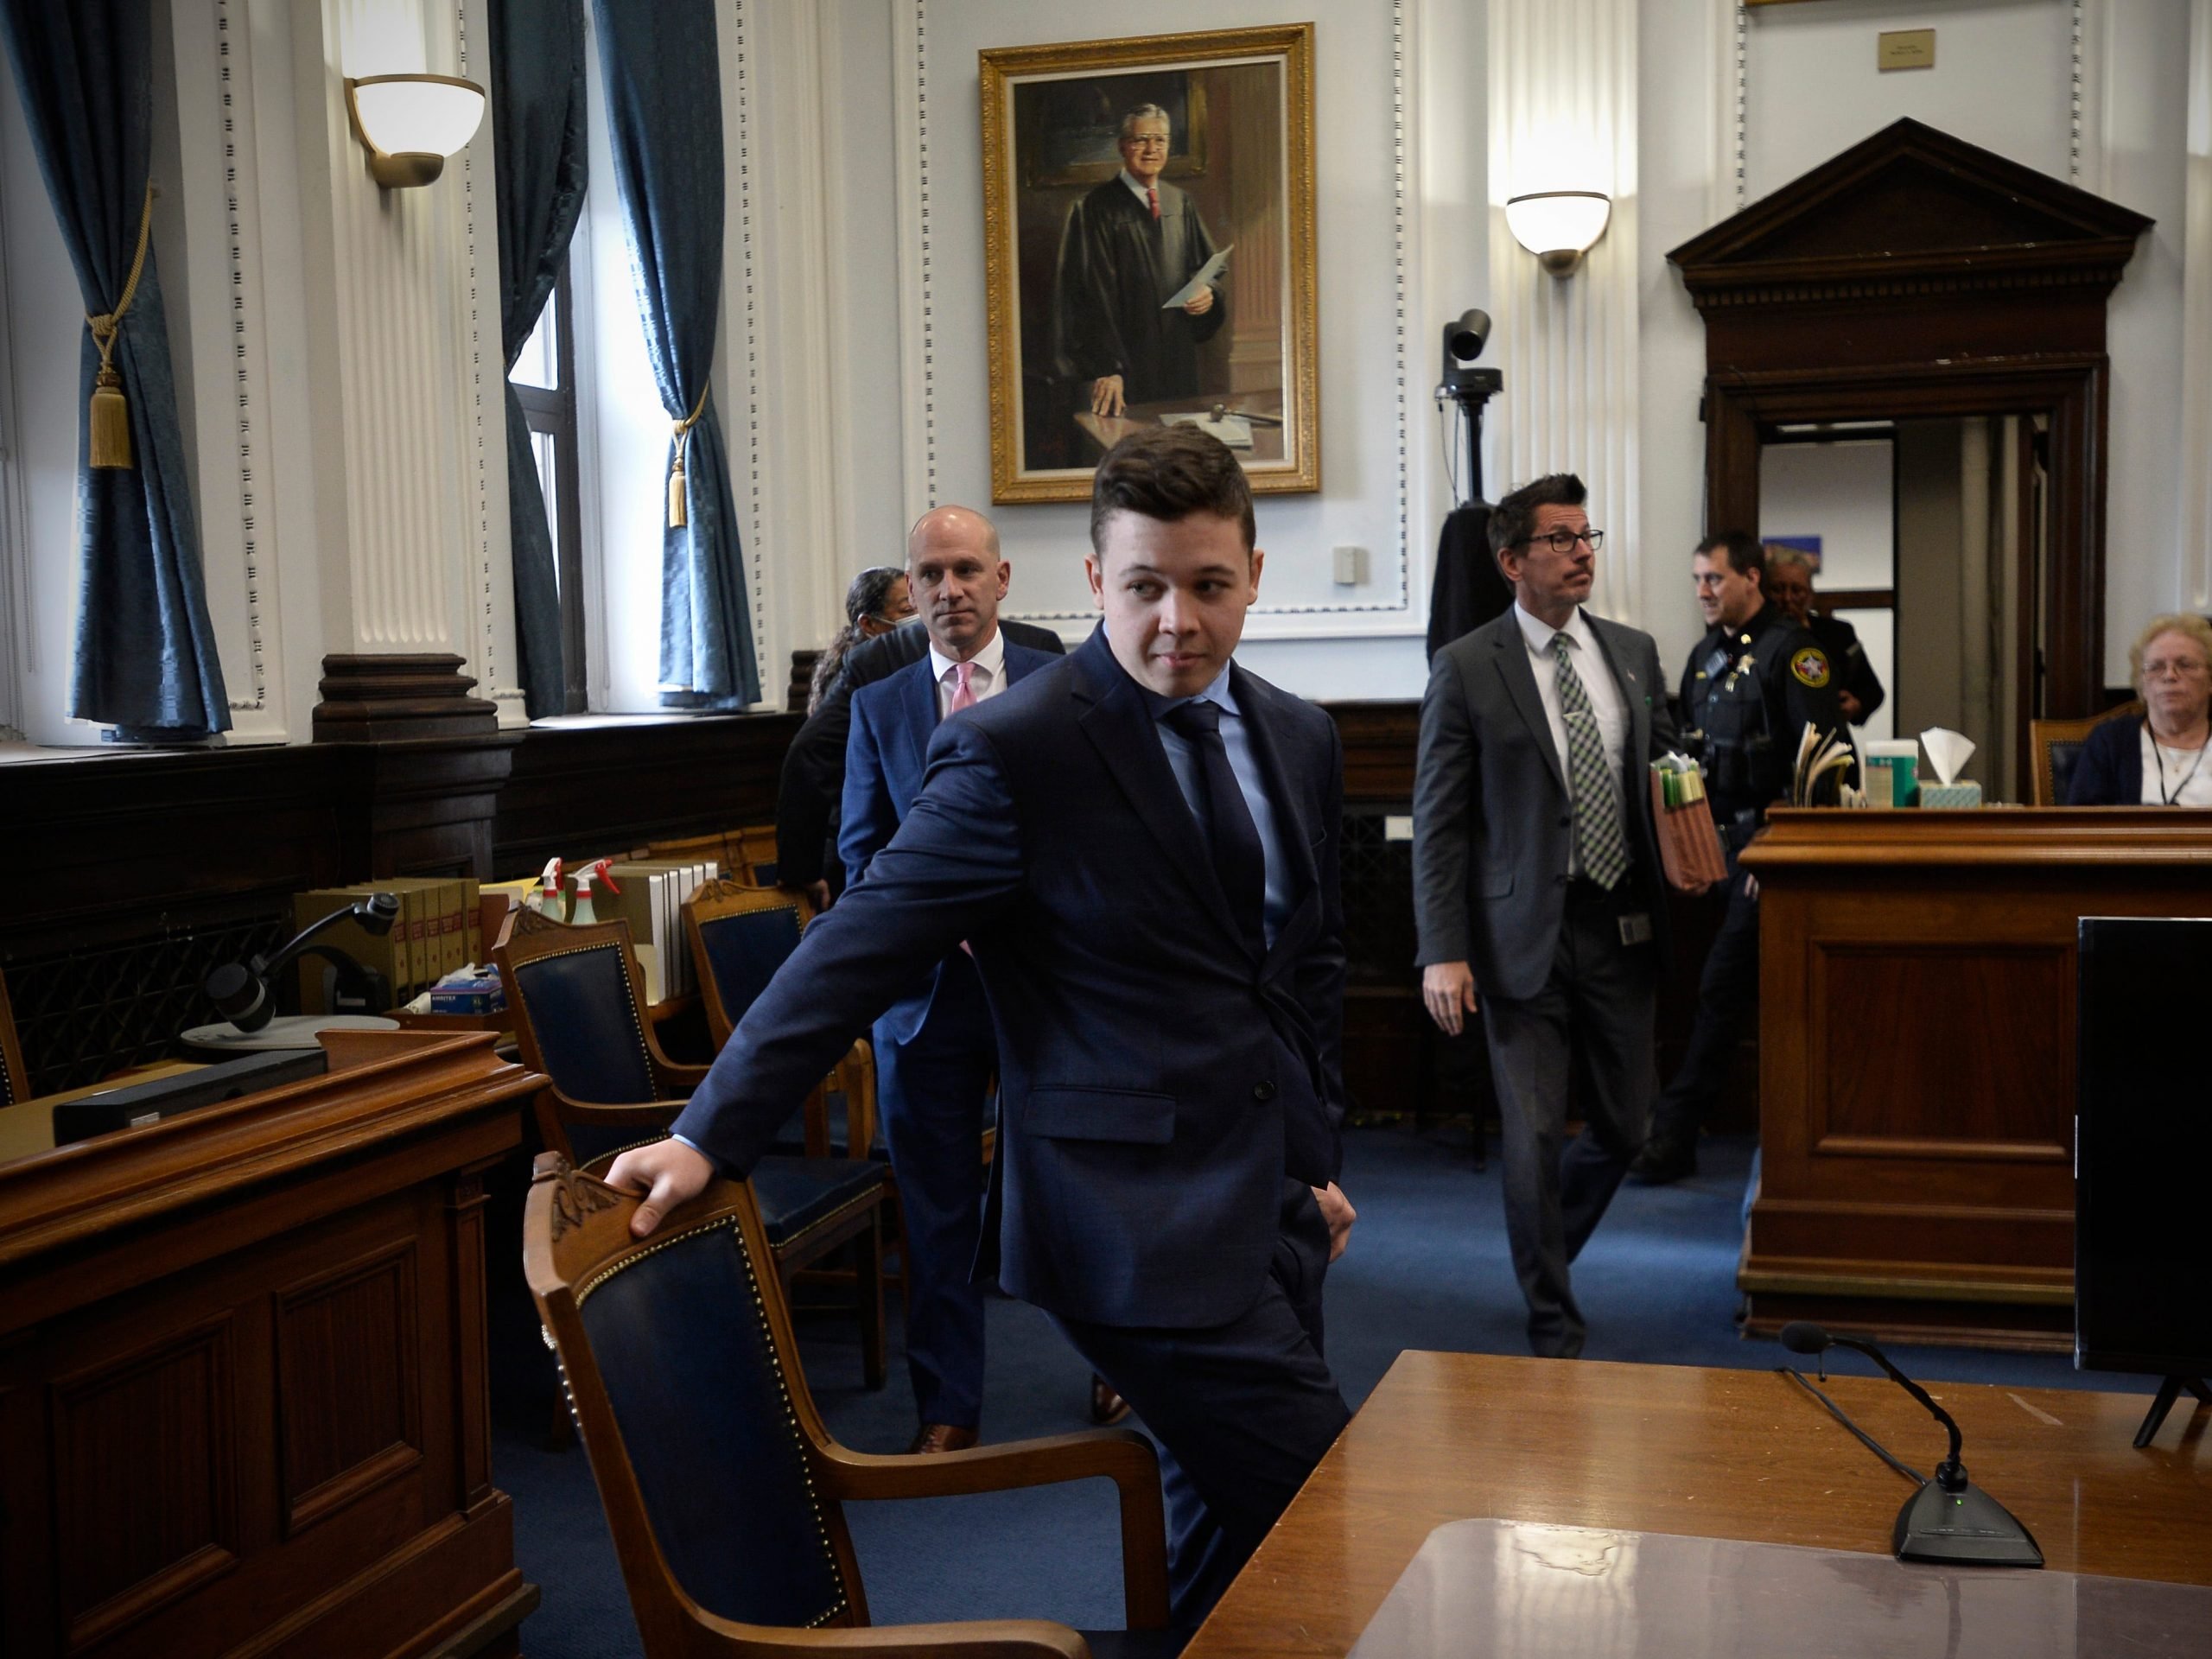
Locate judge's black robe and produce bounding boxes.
[1051,176,1226,405]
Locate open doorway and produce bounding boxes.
[1757,417,2050,801]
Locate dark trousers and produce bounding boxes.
[1050,1179,1351,1631]
[1479,877,1657,1357]
[874,954,994,1429]
[1651,845,1759,1142]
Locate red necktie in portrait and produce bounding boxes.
[1147,186,1160,220]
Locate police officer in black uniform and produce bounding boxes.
[1630,531,1847,1184]
[1764,546,1885,726]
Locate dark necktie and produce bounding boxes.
[1552,634,1630,888]
[1163,700,1266,956]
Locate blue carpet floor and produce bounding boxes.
[493,1128,2152,1656]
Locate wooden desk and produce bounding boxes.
[1186,1351,2212,1658]
[1738,808,2212,1349]
[0,1030,542,1659]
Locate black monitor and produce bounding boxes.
[2075,916,2212,1444]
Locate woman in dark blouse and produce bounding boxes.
[2070,613,2212,805]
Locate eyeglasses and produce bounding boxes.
[2142,656,2210,681]
[1126,134,1170,149]
[1522,528,1605,555]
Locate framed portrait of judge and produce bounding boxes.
[979,24,1319,504]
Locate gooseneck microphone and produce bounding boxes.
[205,893,402,1033]
[1779,1321,2042,1567]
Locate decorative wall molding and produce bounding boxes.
[297,0,519,728]
[0,115,28,742]
[1488,0,1642,617]
[893,0,936,524]
[2183,0,2212,610]
[453,0,525,717]
[726,0,773,700]
[213,0,272,715]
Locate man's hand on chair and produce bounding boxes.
[606,1137,715,1237]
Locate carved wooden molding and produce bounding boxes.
[531,1153,620,1243]
[313,654,499,743]
[1668,116,2152,313]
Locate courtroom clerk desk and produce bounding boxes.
[1184,1351,2211,1658]
[0,1029,543,1659]
[1737,806,2212,1351]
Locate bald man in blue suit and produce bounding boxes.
[842,505,1062,1452]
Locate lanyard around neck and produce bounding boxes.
[2153,732,2209,804]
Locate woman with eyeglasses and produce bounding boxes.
[2069,613,2212,805]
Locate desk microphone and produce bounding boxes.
[1780,1321,2042,1567]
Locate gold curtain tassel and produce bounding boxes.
[89,364,132,469]
[83,181,156,472]
[665,382,708,530]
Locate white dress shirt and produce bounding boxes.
[1119,168,1160,211]
[929,625,1008,720]
[1513,601,1630,873]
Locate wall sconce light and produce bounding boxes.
[345,73,486,188]
[1505,190,1612,277]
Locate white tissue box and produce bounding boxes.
[1917,782,1983,809]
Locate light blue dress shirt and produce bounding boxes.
[1148,664,1292,950]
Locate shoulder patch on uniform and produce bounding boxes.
[1790,647,1832,689]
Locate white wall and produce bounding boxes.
[811,0,1485,702]
[1759,440,1894,591]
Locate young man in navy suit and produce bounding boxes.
[842,505,1063,1453]
[609,427,1356,1627]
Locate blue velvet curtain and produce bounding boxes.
[0,0,229,739]
[490,0,588,719]
[588,0,758,709]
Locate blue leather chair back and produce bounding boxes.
[698,906,804,1026]
[2048,738,2087,805]
[576,1218,849,1628]
[512,942,656,1106]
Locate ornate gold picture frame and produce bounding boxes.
[980,23,1319,504]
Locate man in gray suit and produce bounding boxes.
[1411,474,1678,1358]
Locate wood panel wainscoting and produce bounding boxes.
[1738,808,2212,1351]
[0,1029,543,1659]
[0,714,797,1094]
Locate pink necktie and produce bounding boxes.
[1147,186,1160,220]
[950,660,977,713]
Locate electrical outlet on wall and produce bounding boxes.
[1332,544,1365,586]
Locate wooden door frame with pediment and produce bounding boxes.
[1669,118,2152,722]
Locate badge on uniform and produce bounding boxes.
[1789,647,1832,688]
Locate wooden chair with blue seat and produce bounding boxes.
[683,876,880,1160]
[494,905,889,1388]
[524,1153,1179,1659]
[0,969,29,1109]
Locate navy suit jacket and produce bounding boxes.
[2069,715,2145,805]
[673,626,1350,1330]
[841,637,1062,1043]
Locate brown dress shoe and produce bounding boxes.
[1090,1374,1132,1426]
[907,1423,979,1454]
